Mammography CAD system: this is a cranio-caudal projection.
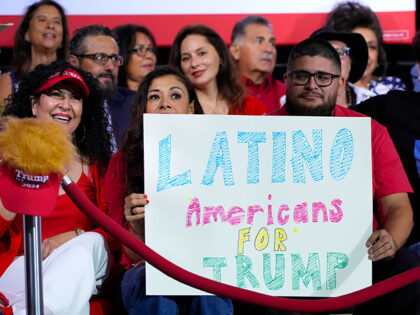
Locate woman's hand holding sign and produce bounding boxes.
[124,193,149,240]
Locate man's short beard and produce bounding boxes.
[286,92,336,117]
[101,84,117,100]
[97,72,117,99]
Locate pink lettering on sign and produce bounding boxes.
[227,206,245,225]
[267,194,274,226]
[312,202,328,223]
[329,199,343,223]
[185,196,344,227]
[203,206,227,225]
[293,202,308,223]
[277,204,290,226]
[247,205,264,225]
[186,197,201,227]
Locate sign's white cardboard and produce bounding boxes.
[144,114,372,297]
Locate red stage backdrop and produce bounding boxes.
[0,0,415,47]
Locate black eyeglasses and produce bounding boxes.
[288,70,340,87]
[75,53,124,66]
[129,45,157,57]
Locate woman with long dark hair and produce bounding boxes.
[104,65,232,314]
[0,60,113,314]
[169,24,266,115]
[0,0,70,111]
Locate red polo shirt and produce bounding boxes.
[243,75,286,114]
[271,105,413,231]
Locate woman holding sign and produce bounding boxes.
[169,24,266,115]
[104,65,233,314]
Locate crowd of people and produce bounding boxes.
[0,0,419,314]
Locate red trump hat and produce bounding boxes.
[0,163,62,216]
[35,68,89,98]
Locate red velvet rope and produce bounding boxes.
[63,181,420,313]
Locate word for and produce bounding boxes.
[186,196,343,227]
[203,252,349,291]
[237,227,287,254]
[157,129,354,191]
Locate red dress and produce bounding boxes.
[229,96,266,115]
[0,163,112,276]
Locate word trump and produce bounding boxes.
[157,128,354,192]
[15,169,49,183]
[203,252,349,291]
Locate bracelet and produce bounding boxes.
[75,228,85,236]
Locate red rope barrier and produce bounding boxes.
[63,180,420,313]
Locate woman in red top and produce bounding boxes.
[0,61,113,315]
[105,66,232,314]
[169,24,266,115]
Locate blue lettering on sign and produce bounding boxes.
[329,129,354,180]
[237,131,267,184]
[272,132,286,183]
[202,131,235,186]
[157,135,191,192]
[156,128,355,190]
[291,129,323,183]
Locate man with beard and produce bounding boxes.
[272,38,419,314]
[229,16,286,113]
[70,25,135,147]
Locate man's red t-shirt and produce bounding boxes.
[271,105,413,230]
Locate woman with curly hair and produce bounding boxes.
[104,66,233,314]
[169,24,266,115]
[0,60,114,315]
[0,0,70,110]
[326,1,406,95]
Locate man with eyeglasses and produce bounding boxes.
[311,26,375,107]
[70,25,135,147]
[229,16,286,113]
[272,37,418,314]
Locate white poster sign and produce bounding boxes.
[144,114,372,297]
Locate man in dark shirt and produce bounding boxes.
[352,90,420,247]
[70,25,135,148]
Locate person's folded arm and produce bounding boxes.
[366,192,413,261]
